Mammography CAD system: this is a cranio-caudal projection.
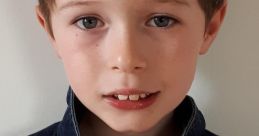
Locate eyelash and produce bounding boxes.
[74,16,104,30]
[73,15,179,30]
[147,15,179,28]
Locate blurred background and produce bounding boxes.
[0,0,258,135]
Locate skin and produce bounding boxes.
[36,0,227,135]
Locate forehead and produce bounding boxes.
[54,0,194,10]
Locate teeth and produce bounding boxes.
[129,94,140,101]
[114,93,153,101]
[117,95,128,100]
[140,93,147,99]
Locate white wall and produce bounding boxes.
[0,0,258,135]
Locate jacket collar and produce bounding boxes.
[57,87,206,136]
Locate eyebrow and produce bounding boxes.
[58,0,100,11]
[154,0,190,6]
[58,0,189,11]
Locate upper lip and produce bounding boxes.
[104,88,160,96]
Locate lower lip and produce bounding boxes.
[104,92,159,110]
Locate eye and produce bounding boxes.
[147,15,178,28]
[75,16,103,30]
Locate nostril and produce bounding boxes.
[112,66,143,72]
[135,67,142,70]
[112,66,119,70]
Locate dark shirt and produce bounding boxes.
[30,87,217,136]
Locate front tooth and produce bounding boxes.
[129,94,140,101]
[140,94,147,99]
[118,95,128,100]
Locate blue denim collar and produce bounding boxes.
[57,87,207,136]
[56,87,81,136]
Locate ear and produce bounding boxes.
[35,6,62,59]
[199,1,228,55]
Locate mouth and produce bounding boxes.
[102,89,161,110]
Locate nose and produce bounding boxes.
[110,50,147,73]
[106,27,147,73]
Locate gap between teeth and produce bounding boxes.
[115,93,150,101]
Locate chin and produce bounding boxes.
[107,119,157,134]
[114,126,150,133]
[111,126,151,135]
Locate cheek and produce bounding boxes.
[157,32,203,93]
[54,31,104,97]
[152,34,202,114]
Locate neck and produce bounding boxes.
[79,111,180,136]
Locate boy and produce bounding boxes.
[31,0,227,135]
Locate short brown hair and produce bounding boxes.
[38,0,224,36]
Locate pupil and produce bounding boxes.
[154,17,170,27]
[83,17,97,29]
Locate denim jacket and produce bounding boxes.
[30,87,217,136]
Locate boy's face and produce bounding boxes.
[38,0,224,134]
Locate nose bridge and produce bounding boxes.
[106,23,147,73]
